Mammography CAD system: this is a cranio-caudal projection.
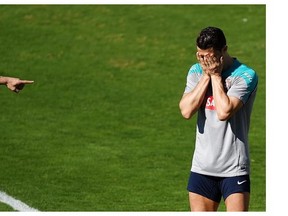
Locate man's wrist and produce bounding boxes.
[202,73,211,82]
[210,73,222,78]
[210,73,222,84]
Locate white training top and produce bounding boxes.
[184,58,258,177]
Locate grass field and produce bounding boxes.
[0,5,265,211]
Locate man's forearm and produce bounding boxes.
[179,74,210,119]
[211,75,235,120]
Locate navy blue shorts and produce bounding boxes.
[187,172,250,203]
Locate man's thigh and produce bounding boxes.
[225,192,250,211]
[187,172,222,211]
[221,175,250,211]
[189,192,219,211]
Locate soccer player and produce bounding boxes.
[0,76,34,93]
[179,27,258,211]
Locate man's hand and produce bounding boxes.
[196,52,224,76]
[5,77,34,93]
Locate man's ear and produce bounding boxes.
[222,45,228,52]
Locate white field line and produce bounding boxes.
[0,191,39,212]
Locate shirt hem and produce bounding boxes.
[191,168,250,177]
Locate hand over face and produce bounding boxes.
[196,52,224,76]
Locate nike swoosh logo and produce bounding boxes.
[237,180,247,185]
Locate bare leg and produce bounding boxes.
[225,192,250,211]
[189,192,219,211]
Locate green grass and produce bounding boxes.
[0,5,265,211]
[0,202,14,211]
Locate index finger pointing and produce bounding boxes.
[20,80,34,84]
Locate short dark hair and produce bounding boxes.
[196,27,226,51]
